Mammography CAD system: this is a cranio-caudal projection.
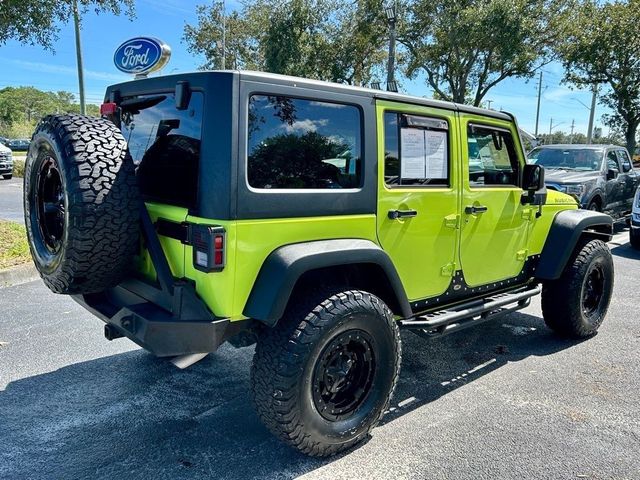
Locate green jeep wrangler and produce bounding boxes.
[23,71,614,457]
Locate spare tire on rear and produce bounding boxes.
[24,114,140,294]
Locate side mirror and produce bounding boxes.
[523,164,545,192]
[607,168,619,180]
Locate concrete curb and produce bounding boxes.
[0,262,39,288]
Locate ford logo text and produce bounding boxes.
[113,37,171,76]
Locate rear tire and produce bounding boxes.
[251,290,401,457]
[630,228,640,250]
[24,115,139,294]
[541,238,613,338]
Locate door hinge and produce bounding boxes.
[516,249,529,261]
[441,262,456,277]
[521,208,533,220]
[444,214,460,229]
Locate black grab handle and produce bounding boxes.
[388,209,418,220]
[465,205,489,215]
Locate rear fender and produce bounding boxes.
[243,239,412,326]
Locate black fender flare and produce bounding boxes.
[243,239,412,326]
[536,209,613,280]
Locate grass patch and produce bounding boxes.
[0,220,31,269]
[12,158,25,177]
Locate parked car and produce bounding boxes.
[630,186,640,249]
[7,138,30,151]
[24,71,614,457]
[0,136,8,146]
[0,141,14,179]
[528,144,639,220]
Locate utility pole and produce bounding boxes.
[587,84,598,143]
[487,100,493,110]
[221,0,226,70]
[385,3,396,91]
[569,119,575,144]
[535,71,543,137]
[72,0,86,114]
[549,117,553,137]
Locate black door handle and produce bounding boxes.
[388,209,418,219]
[465,205,489,215]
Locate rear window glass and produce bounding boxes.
[247,95,362,189]
[121,92,204,208]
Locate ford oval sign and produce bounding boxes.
[113,37,171,76]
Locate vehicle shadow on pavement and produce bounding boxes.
[382,312,583,426]
[0,312,581,480]
[609,243,640,260]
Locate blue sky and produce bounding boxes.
[0,0,608,137]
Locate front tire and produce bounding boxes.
[541,238,613,338]
[251,290,401,457]
[630,228,640,250]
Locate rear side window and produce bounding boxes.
[467,125,519,187]
[121,92,204,208]
[247,95,362,189]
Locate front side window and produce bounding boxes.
[384,112,449,186]
[617,150,632,172]
[606,151,620,171]
[247,95,362,189]
[467,125,519,187]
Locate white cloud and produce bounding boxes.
[283,118,329,133]
[5,58,126,82]
[309,101,347,109]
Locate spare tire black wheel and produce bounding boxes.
[24,115,140,294]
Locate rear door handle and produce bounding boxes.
[465,205,489,215]
[388,209,418,219]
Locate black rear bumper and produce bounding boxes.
[72,279,243,357]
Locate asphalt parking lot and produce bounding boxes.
[1,229,638,479]
[0,176,24,223]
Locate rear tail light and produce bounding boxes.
[100,102,117,116]
[191,225,225,272]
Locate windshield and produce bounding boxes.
[528,148,603,171]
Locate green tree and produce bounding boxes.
[399,0,569,105]
[0,1,134,50]
[0,87,100,137]
[183,0,388,86]
[559,0,640,154]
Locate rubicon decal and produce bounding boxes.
[113,37,171,75]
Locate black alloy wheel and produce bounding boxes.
[33,155,65,258]
[582,263,604,317]
[312,329,376,422]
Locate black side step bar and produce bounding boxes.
[399,286,541,339]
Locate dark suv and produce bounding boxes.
[528,144,639,219]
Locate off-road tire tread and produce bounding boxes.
[251,289,401,457]
[25,114,139,294]
[541,238,613,338]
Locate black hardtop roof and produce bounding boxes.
[107,70,514,122]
